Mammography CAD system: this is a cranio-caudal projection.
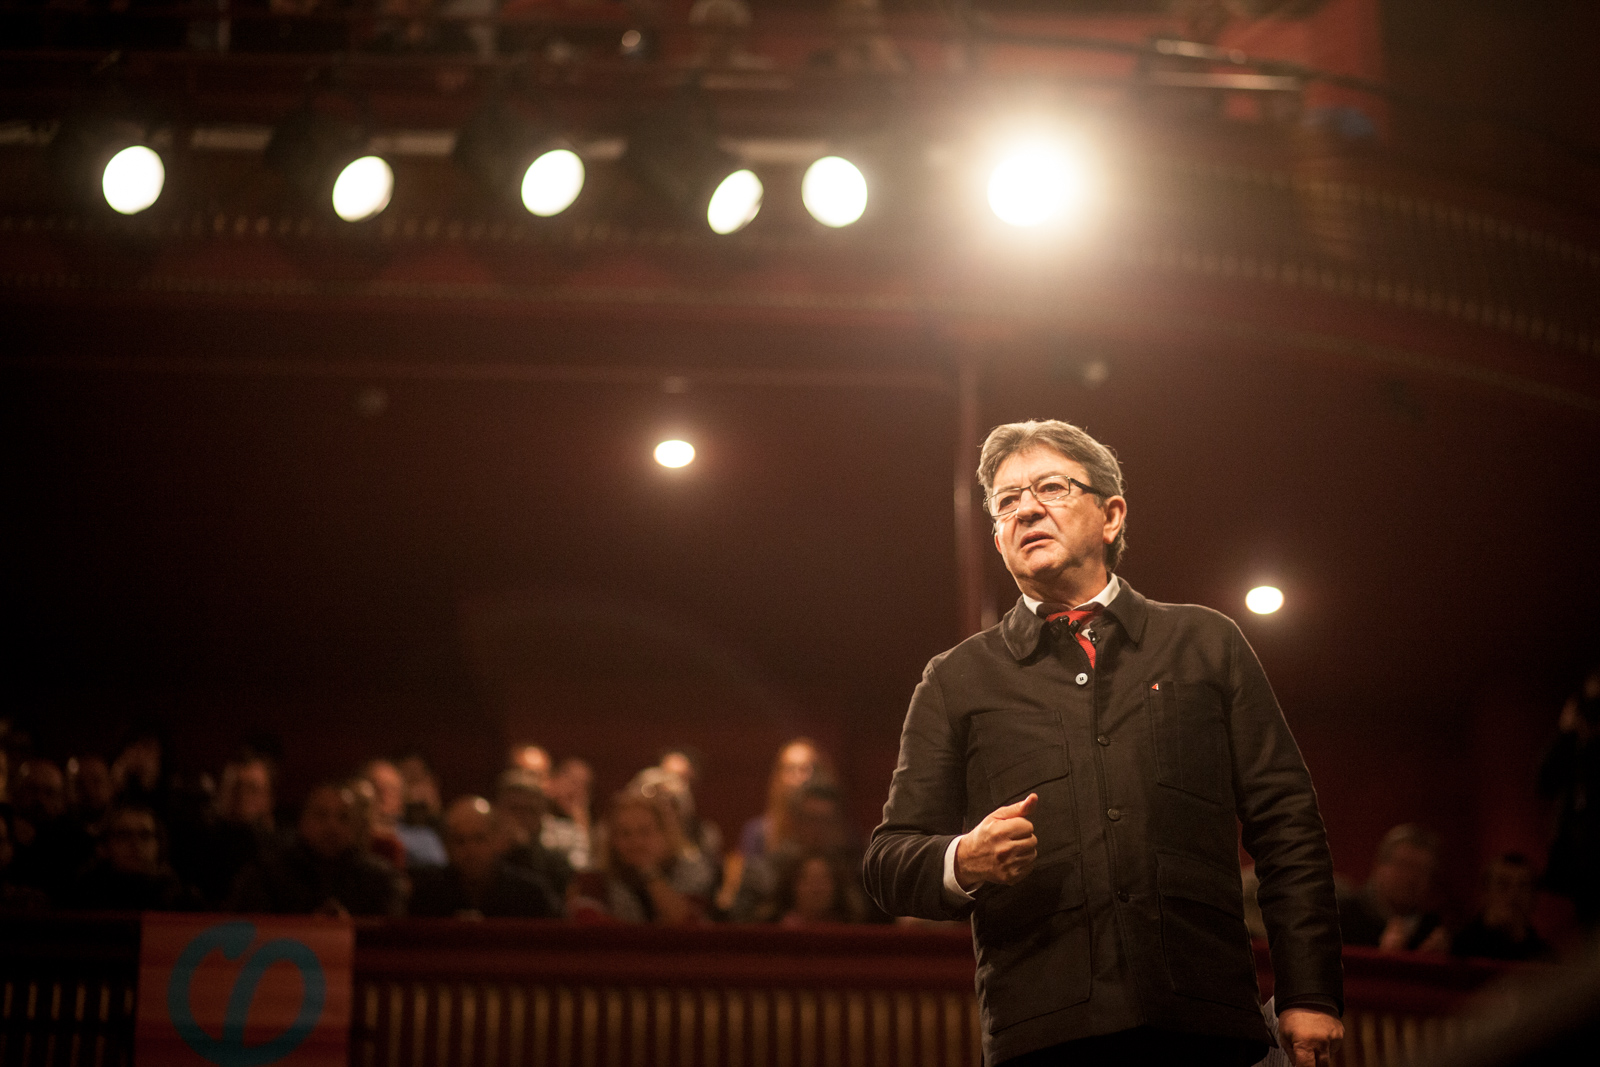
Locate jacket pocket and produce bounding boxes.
[971,708,1069,812]
[1146,682,1232,806]
[1155,850,1260,1008]
[974,853,1091,1031]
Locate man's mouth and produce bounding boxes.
[1019,531,1053,549]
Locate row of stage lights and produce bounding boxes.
[69,101,1095,233]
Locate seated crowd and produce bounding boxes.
[2,675,1595,962]
[0,731,883,929]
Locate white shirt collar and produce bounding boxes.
[1020,573,1120,617]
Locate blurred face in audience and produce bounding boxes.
[611,801,670,875]
[496,784,545,840]
[103,809,161,876]
[549,760,593,816]
[71,756,115,814]
[1373,841,1437,915]
[300,785,360,859]
[366,760,405,822]
[227,760,275,825]
[778,744,817,793]
[397,756,441,818]
[16,760,66,820]
[444,798,501,885]
[792,857,838,922]
[1483,859,1536,927]
[660,753,695,785]
[511,746,552,790]
[791,795,845,852]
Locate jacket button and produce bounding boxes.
[1117,890,1130,903]
[1075,672,1089,685]
[1106,808,1121,821]
[1096,734,1110,746]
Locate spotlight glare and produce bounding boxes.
[802,156,868,228]
[1246,586,1284,615]
[987,139,1090,228]
[521,148,585,217]
[101,145,164,215]
[654,440,695,468]
[706,169,762,235]
[331,155,393,222]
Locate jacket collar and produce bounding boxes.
[1000,577,1149,661]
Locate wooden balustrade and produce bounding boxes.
[0,915,1525,1067]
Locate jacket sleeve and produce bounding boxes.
[862,660,974,921]
[1226,623,1345,1015]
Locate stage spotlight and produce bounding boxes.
[330,156,393,222]
[624,105,761,235]
[454,102,585,217]
[707,170,763,235]
[50,112,166,215]
[654,440,695,468]
[987,137,1092,228]
[101,144,165,215]
[1246,586,1284,614]
[266,107,391,222]
[802,156,868,228]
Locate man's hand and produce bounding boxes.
[1278,1008,1343,1067]
[954,794,1038,890]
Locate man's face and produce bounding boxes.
[990,447,1123,594]
[104,810,161,875]
[444,801,501,884]
[299,787,359,859]
[366,761,405,821]
[496,786,545,838]
[233,762,274,824]
[1374,842,1436,915]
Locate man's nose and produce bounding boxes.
[1014,488,1047,518]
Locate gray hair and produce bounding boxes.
[977,419,1128,571]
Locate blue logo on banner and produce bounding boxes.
[167,921,327,1067]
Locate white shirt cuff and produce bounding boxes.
[943,836,975,903]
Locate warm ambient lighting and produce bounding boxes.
[521,149,585,217]
[707,169,763,235]
[654,440,695,468]
[331,156,394,222]
[1246,586,1284,615]
[101,145,164,215]
[987,138,1092,228]
[802,156,868,228]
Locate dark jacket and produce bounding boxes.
[229,840,402,917]
[408,861,563,919]
[862,583,1343,1065]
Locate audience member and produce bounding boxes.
[772,851,861,926]
[0,808,50,912]
[110,728,169,813]
[8,757,93,901]
[67,755,115,829]
[509,744,552,790]
[66,804,203,912]
[727,782,869,923]
[173,754,282,907]
[397,753,443,828]
[719,738,834,911]
[1338,823,1449,953]
[545,757,593,866]
[1452,853,1552,961]
[409,797,562,918]
[656,747,723,863]
[1539,665,1600,925]
[492,769,576,893]
[365,759,447,868]
[347,774,406,871]
[230,782,402,917]
[570,788,713,925]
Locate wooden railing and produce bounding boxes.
[0,915,1524,1067]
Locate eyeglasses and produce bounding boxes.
[988,474,1103,520]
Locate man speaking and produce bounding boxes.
[863,420,1344,1067]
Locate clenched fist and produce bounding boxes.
[954,794,1039,890]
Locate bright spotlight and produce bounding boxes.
[101,145,164,215]
[521,148,585,217]
[707,169,762,235]
[331,155,393,222]
[802,156,868,228]
[987,139,1091,228]
[654,440,695,468]
[1246,586,1284,615]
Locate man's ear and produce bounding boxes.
[1101,497,1127,544]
